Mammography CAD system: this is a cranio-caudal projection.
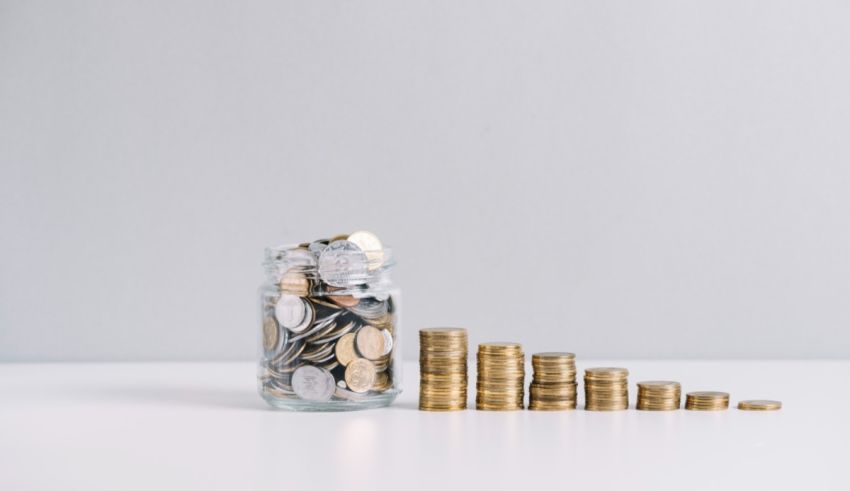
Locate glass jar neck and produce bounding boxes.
[263,243,394,296]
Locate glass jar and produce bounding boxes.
[257,232,402,411]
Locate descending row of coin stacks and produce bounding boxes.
[528,352,577,410]
[419,328,468,411]
[685,391,729,410]
[584,367,629,411]
[476,343,525,410]
[636,381,682,410]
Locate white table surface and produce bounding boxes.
[1,360,847,490]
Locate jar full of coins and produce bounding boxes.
[258,231,401,411]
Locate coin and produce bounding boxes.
[381,328,394,355]
[335,332,357,366]
[737,400,781,411]
[329,295,360,308]
[356,325,386,360]
[262,316,280,353]
[275,295,306,330]
[345,358,377,393]
[280,269,311,296]
[291,365,335,402]
[346,230,385,270]
[318,240,369,287]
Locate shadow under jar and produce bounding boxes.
[258,233,401,411]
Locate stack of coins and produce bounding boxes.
[636,381,681,410]
[476,343,525,411]
[528,352,577,410]
[737,400,781,411]
[584,367,629,411]
[685,391,730,410]
[418,328,469,411]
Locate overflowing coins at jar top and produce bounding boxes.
[685,391,730,411]
[528,352,577,411]
[636,381,682,411]
[419,328,469,411]
[584,367,630,411]
[259,231,399,408]
[476,343,526,411]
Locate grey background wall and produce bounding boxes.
[2,1,849,361]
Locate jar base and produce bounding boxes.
[261,389,401,412]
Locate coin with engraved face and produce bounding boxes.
[318,240,369,287]
[291,365,335,402]
[355,325,386,360]
[345,358,376,393]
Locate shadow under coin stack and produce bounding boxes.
[418,328,469,411]
[528,352,577,410]
[685,391,729,410]
[476,343,525,411]
[584,367,629,411]
[636,381,681,410]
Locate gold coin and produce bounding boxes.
[279,269,310,295]
[737,400,781,411]
[346,231,384,270]
[262,317,278,352]
[345,358,376,393]
[335,332,357,366]
[585,367,629,378]
[356,325,386,360]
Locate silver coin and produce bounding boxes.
[275,295,307,330]
[318,240,369,287]
[308,240,329,255]
[291,365,335,402]
[381,328,394,356]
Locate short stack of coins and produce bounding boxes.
[528,352,577,410]
[685,391,730,410]
[418,328,469,411]
[584,367,629,411]
[737,400,781,411]
[476,343,525,411]
[636,381,681,410]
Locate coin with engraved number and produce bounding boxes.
[345,358,376,393]
[291,365,335,402]
[335,332,358,366]
[318,240,369,287]
[356,325,386,360]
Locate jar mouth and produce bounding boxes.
[263,242,394,292]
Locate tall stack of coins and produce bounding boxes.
[685,391,729,410]
[476,343,525,411]
[419,328,468,411]
[528,352,577,410]
[584,367,629,411]
[636,381,681,410]
[259,231,399,407]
